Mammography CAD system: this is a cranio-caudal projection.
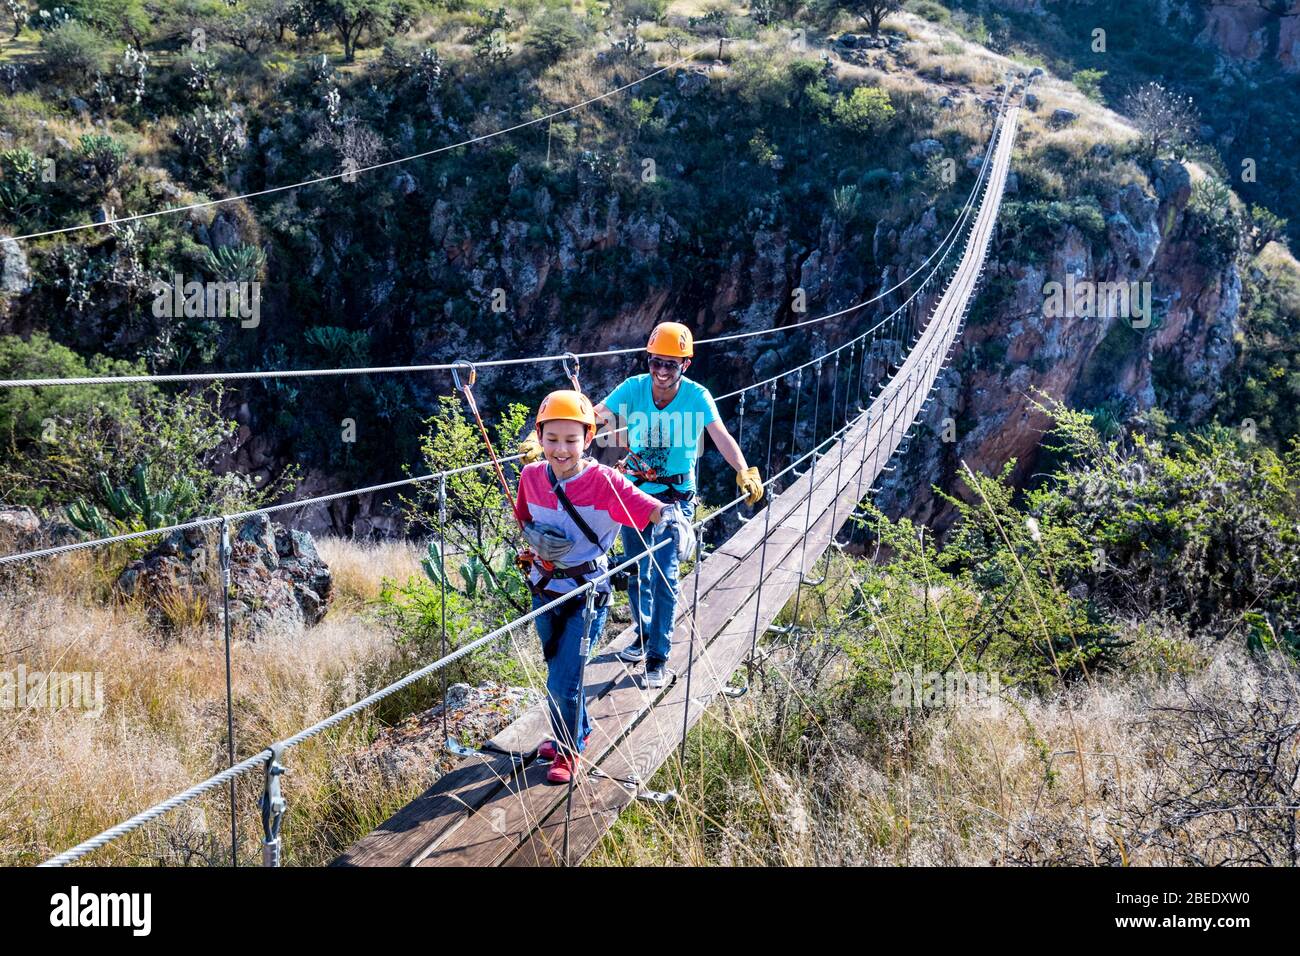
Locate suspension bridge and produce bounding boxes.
[0,61,1025,867]
[339,98,1022,868]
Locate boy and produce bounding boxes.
[514,389,694,784]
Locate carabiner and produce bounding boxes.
[562,352,581,393]
[451,359,477,393]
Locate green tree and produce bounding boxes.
[0,333,145,447]
[525,7,584,63]
[838,0,901,35]
[65,0,150,49]
[38,19,113,85]
[305,0,414,62]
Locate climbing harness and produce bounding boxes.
[616,450,693,503]
[524,466,614,605]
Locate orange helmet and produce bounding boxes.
[646,321,694,358]
[535,389,597,441]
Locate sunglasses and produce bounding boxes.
[647,357,684,373]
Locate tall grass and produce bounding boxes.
[0,536,442,866]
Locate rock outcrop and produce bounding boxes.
[876,156,1241,529]
[117,515,332,636]
[1196,0,1300,72]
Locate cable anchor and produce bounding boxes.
[259,744,287,867]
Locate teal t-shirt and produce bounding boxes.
[602,374,720,493]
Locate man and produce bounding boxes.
[592,321,763,688]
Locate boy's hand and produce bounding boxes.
[737,466,764,505]
[660,504,697,563]
[522,521,572,563]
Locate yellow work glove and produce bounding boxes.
[737,466,764,506]
[519,436,544,464]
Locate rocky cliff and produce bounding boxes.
[1197,0,1300,71]
[877,154,1242,528]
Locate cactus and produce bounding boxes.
[98,468,139,522]
[461,555,487,598]
[66,498,111,537]
[67,464,200,536]
[421,541,520,602]
[421,540,452,590]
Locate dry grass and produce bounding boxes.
[316,536,423,613]
[1257,241,1300,314]
[592,620,1299,866]
[0,537,424,866]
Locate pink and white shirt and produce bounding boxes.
[513,460,660,594]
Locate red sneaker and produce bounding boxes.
[546,752,580,784]
[537,735,589,762]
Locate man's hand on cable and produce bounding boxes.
[519,436,544,464]
[656,503,697,563]
[736,465,764,505]
[522,521,574,564]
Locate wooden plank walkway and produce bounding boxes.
[334,106,1020,868]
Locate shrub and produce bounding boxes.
[1,360,282,515]
[175,106,248,176]
[829,85,894,134]
[906,0,949,23]
[0,147,46,225]
[525,8,585,63]
[77,133,127,185]
[1000,198,1107,254]
[39,20,113,86]
[1071,68,1106,103]
[0,333,146,446]
[1188,176,1240,266]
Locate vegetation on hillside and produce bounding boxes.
[597,406,1300,865]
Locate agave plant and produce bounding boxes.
[202,243,266,284]
[66,463,199,535]
[421,541,521,601]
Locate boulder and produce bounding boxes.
[117,515,332,637]
[675,70,709,98]
[1151,159,1192,206]
[0,506,39,537]
[1050,108,1078,126]
[909,138,944,160]
[1,238,31,294]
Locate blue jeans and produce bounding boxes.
[533,593,609,755]
[620,497,694,668]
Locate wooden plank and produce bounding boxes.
[330,735,535,867]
